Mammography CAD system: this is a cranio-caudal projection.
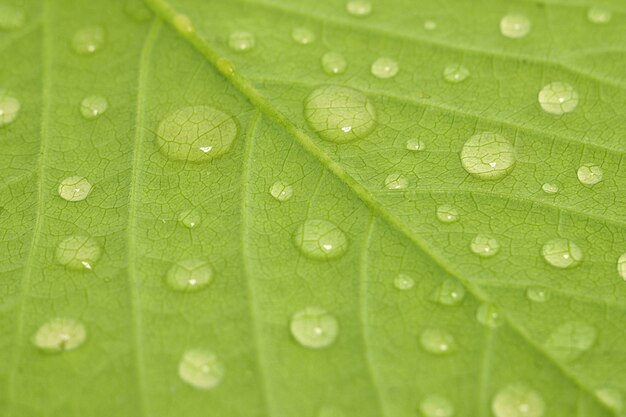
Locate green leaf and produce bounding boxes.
[1,0,625,416]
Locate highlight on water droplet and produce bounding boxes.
[420,395,455,417]
[292,27,315,44]
[71,26,105,55]
[436,205,459,224]
[424,20,437,31]
[58,176,92,202]
[492,384,545,417]
[173,13,194,33]
[270,180,294,202]
[460,132,515,180]
[293,219,348,260]
[577,163,603,186]
[33,318,86,352]
[56,235,101,270]
[420,328,456,355]
[526,286,549,303]
[156,105,238,162]
[0,3,25,30]
[384,173,409,190]
[541,182,559,194]
[406,138,426,152]
[290,306,339,349]
[587,7,612,24]
[80,95,108,119]
[470,234,500,258]
[443,64,470,83]
[499,13,531,39]
[394,273,415,290]
[229,31,255,52]
[178,349,224,390]
[595,388,623,412]
[0,91,20,127]
[371,57,399,79]
[430,279,466,306]
[321,52,347,75]
[178,209,202,229]
[618,253,626,281]
[538,81,578,115]
[165,259,213,292]
[346,0,372,17]
[544,321,596,362]
[541,238,582,269]
[304,85,377,143]
[476,303,503,328]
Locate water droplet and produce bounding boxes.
[541,238,582,269]
[80,95,108,119]
[384,173,409,190]
[124,1,153,22]
[173,14,194,33]
[499,13,531,39]
[420,395,455,417]
[371,57,399,79]
[156,105,238,162]
[618,253,626,281]
[293,219,348,260]
[476,304,503,328]
[576,163,603,186]
[56,235,100,270]
[229,31,255,52]
[420,328,455,355]
[57,176,92,202]
[526,287,549,303]
[165,259,213,292]
[492,384,545,417]
[292,27,315,44]
[443,64,470,83]
[538,81,578,115]
[216,57,236,77]
[470,234,500,258]
[595,388,623,412]
[0,4,25,30]
[33,318,86,352]
[178,209,201,229]
[430,279,466,306]
[304,85,376,143]
[406,138,426,151]
[541,183,559,194]
[346,1,372,17]
[587,7,612,24]
[545,321,596,361]
[71,26,105,55]
[460,133,515,180]
[270,180,293,202]
[0,91,20,127]
[178,349,224,390]
[436,205,459,224]
[321,52,347,75]
[394,274,414,290]
[290,307,339,349]
[424,20,437,30]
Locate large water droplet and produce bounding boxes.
[541,183,559,194]
[424,20,437,31]
[0,4,25,30]
[71,26,105,55]
[290,307,338,349]
[346,1,372,17]
[587,7,612,24]
[470,234,500,258]
[173,14,194,33]
[292,27,315,45]
[178,349,224,390]
[618,253,626,281]
[304,85,377,143]
[394,273,415,290]
[384,173,409,190]
[80,95,108,119]
[406,138,426,152]
[293,219,348,260]
[541,238,582,269]
[499,14,531,39]
[156,105,238,162]
[538,82,578,115]
[460,133,515,180]
[595,388,623,412]
[0,91,20,127]
[526,287,549,303]
[476,304,503,328]
[178,209,201,229]
[124,1,153,22]
[56,235,100,270]
[492,384,545,417]
[33,318,86,352]
[57,176,92,202]
[270,180,293,202]
[443,64,470,83]
[420,395,454,417]
[430,279,466,306]
[577,163,603,186]
[229,31,255,52]
[436,205,459,224]
[165,259,213,292]
[544,321,596,362]
[371,57,399,79]
[321,52,347,75]
[420,328,455,355]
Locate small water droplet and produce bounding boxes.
[304,85,376,143]
[538,81,578,115]
[587,7,612,24]
[394,273,414,290]
[165,259,213,292]
[71,26,105,55]
[541,183,559,194]
[406,138,426,151]
[321,52,347,75]
[0,4,25,30]
[33,318,86,352]
[124,1,153,22]
[576,163,603,186]
[371,57,399,79]
[292,27,315,44]
[461,133,515,180]
[430,279,466,306]
[216,57,236,77]
[424,20,437,30]
[173,14,194,33]
[595,388,623,412]
[420,395,455,417]
[178,209,202,229]
[0,91,20,127]
[57,176,92,202]
[290,307,339,349]
[178,349,224,390]
[156,105,238,162]
[436,205,460,224]
[618,253,626,281]
[541,238,582,269]
[56,235,100,270]
[492,384,545,417]
[270,180,294,202]
[346,1,372,17]
[229,31,255,52]
[470,234,500,258]
[443,64,470,83]
[420,328,455,355]
[80,96,108,119]
[476,304,503,328]
[384,173,409,190]
[500,13,531,39]
[526,287,549,303]
[293,219,348,260]
[544,321,596,362]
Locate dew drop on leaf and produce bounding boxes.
[541,182,559,194]
[406,138,426,152]
[430,279,466,306]
[393,273,414,290]
[492,384,545,417]
[291,27,315,45]
[537,81,578,115]
[0,3,25,30]
[544,321,596,362]
[476,303,503,328]
[80,95,108,119]
[229,31,255,52]
[436,205,460,224]
[443,64,470,83]
[460,133,515,180]
[33,318,86,352]
[71,26,105,55]
[499,13,531,39]
[321,52,347,75]
[423,20,437,31]
[178,349,224,390]
[419,395,454,417]
[587,7,612,24]
[618,253,626,281]
[371,57,399,79]
[293,219,348,260]
[420,328,456,355]
[123,1,152,22]
[304,85,377,143]
[58,176,92,202]
[470,234,500,258]
[384,173,409,190]
[576,163,603,186]
[0,91,20,127]
[56,235,101,270]
[526,286,549,303]
[269,180,293,202]
[178,209,202,229]
[345,1,372,17]
[173,13,194,33]
[165,259,213,292]
[290,307,339,349]
[541,238,582,269]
